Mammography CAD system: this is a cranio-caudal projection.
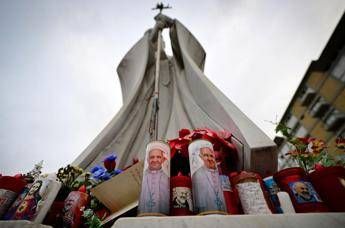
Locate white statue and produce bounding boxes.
[73,13,276,175]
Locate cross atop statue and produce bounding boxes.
[73,8,277,177]
[152,2,172,14]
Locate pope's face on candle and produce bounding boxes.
[28,180,42,196]
[175,188,190,207]
[294,182,311,201]
[199,147,216,170]
[148,149,164,171]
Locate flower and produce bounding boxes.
[100,172,111,181]
[306,139,326,154]
[179,128,191,138]
[56,165,83,189]
[276,122,345,172]
[297,137,310,145]
[103,154,117,172]
[335,138,345,150]
[314,163,325,171]
[90,165,104,174]
[78,185,87,193]
[14,173,23,179]
[95,208,110,220]
[285,137,327,172]
[91,166,106,181]
[276,123,330,172]
[90,165,114,182]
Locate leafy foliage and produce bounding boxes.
[83,209,103,228]
[276,123,344,172]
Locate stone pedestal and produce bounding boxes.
[113,213,345,228]
[0,221,52,228]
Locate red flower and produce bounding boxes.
[168,138,190,158]
[314,163,325,171]
[307,138,326,154]
[14,173,23,179]
[179,129,191,138]
[297,137,311,145]
[78,185,87,193]
[103,154,117,172]
[335,138,345,150]
[95,208,110,220]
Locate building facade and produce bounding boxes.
[276,13,345,170]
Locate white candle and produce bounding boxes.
[277,191,295,213]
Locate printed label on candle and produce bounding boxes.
[263,176,279,195]
[236,182,271,214]
[263,177,282,213]
[288,181,322,203]
[62,191,88,227]
[138,141,170,215]
[189,140,227,213]
[220,175,231,191]
[172,187,193,211]
[3,184,32,220]
[13,179,51,221]
[0,189,17,216]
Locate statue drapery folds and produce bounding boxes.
[73,14,277,175]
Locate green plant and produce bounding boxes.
[275,123,344,172]
[83,208,103,228]
[56,165,83,190]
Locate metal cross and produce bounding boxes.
[152,2,172,13]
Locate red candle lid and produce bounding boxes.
[273,167,306,181]
[0,176,27,193]
[231,171,261,185]
[171,172,192,188]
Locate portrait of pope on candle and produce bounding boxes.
[138,141,170,215]
[289,181,321,203]
[188,139,227,214]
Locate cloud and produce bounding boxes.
[0,0,344,174]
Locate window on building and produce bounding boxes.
[331,53,345,80]
[309,96,330,118]
[322,107,334,122]
[300,87,316,106]
[278,143,290,157]
[325,109,345,131]
[295,125,308,137]
[278,143,298,170]
[278,143,290,169]
[286,115,299,130]
[298,85,307,97]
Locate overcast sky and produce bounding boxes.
[1,0,344,175]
